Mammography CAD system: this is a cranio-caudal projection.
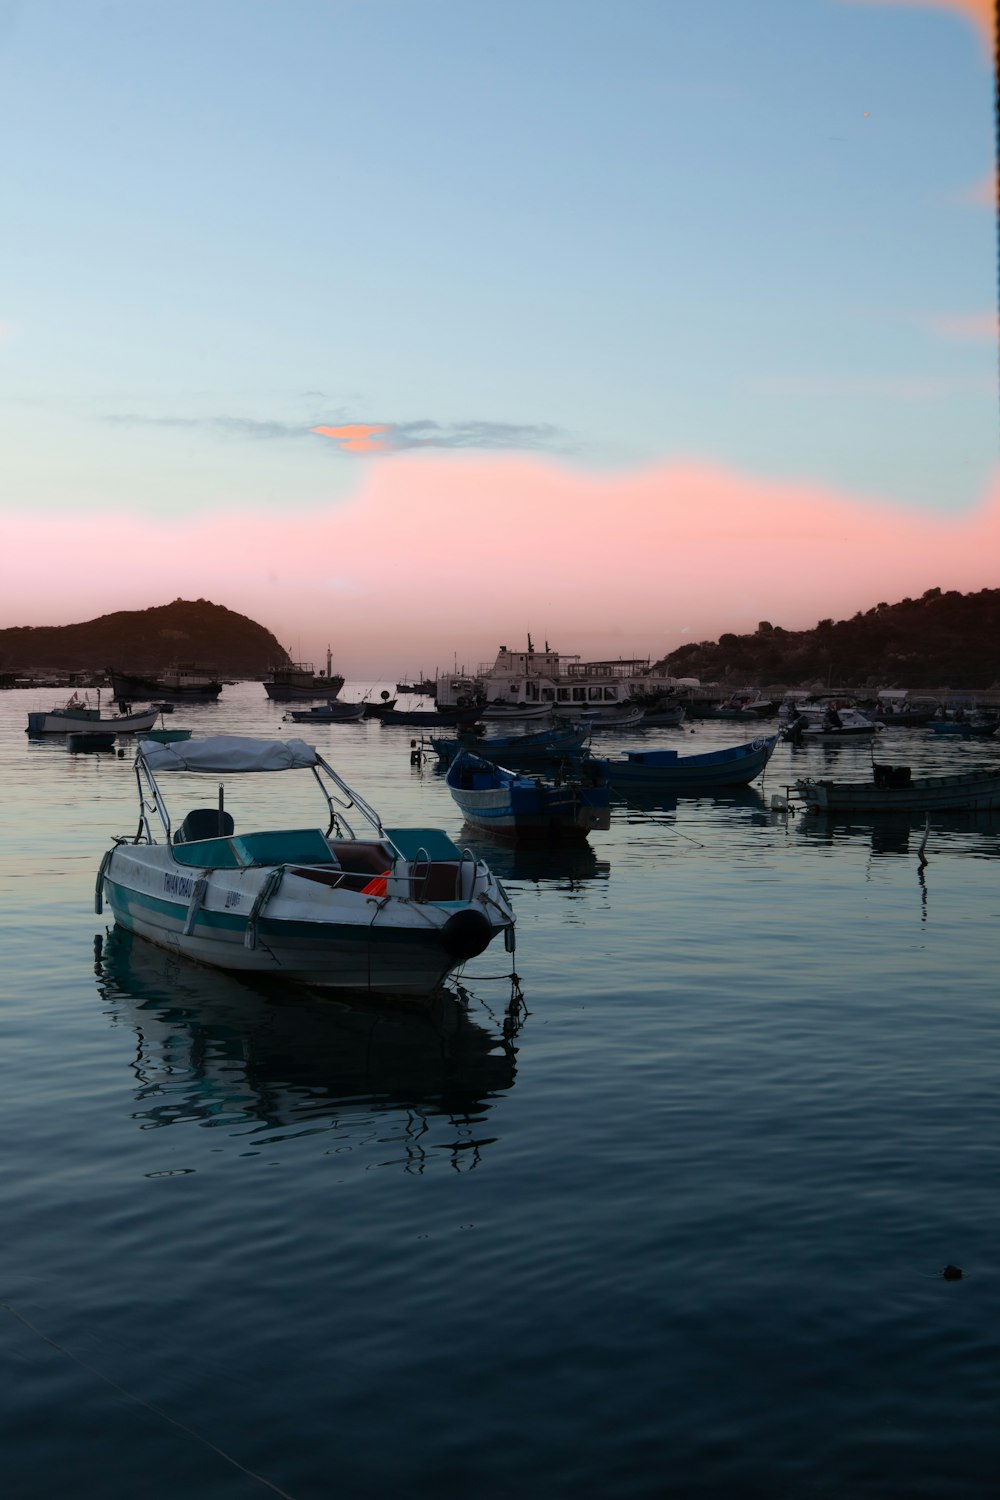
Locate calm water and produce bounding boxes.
[3,684,1000,1499]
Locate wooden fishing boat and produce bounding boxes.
[27,698,160,736]
[428,723,589,768]
[479,703,554,721]
[579,707,645,730]
[636,703,686,727]
[110,665,223,701]
[444,751,611,840]
[96,736,516,997]
[284,702,367,723]
[929,715,999,739]
[587,734,779,790]
[262,648,345,701]
[793,762,1000,813]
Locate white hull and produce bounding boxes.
[102,840,511,997]
[29,707,160,735]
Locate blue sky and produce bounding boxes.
[0,0,996,662]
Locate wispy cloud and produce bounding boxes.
[105,413,309,440]
[102,411,566,455]
[311,419,566,455]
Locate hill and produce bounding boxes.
[657,588,1000,691]
[0,599,292,678]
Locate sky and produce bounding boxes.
[1,0,997,677]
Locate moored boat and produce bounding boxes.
[929,713,999,739]
[444,751,611,840]
[479,703,554,722]
[428,722,589,768]
[636,702,687,727]
[370,705,482,727]
[587,734,779,790]
[110,664,223,701]
[284,702,367,723]
[792,762,1000,813]
[435,638,685,717]
[262,648,345,702]
[141,727,194,743]
[96,735,516,997]
[28,697,160,736]
[579,707,645,730]
[782,707,881,744]
[396,676,437,697]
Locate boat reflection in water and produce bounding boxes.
[455,833,611,889]
[793,806,1000,861]
[95,927,521,1172]
[614,785,771,824]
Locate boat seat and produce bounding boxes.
[175,808,235,843]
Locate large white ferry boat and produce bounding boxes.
[435,639,688,715]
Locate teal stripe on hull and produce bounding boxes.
[104,877,458,949]
[103,880,466,995]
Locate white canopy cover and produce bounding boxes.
[139,735,319,773]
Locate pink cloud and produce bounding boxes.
[955,171,997,208]
[844,0,994,52]
[924,311,1000,340]
[310,423,391,454]
[3,456,998,676]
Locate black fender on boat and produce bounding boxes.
[440,907,494,960]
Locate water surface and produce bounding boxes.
[2,685,999,1498]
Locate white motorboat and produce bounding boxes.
[96,735,517,997]
[781,705,881,743]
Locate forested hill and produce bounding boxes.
[656,588,1000,690]
[0,599,292,677]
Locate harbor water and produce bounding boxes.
[2,683,1000,1498]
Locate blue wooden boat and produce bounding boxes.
[429,723,589,768]
[794,762,1000,813]
[444,751,611,840]
[587,734,779,790]
[929,716,998,739]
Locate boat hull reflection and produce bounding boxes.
[615,786,770,820]
[794,805,1000,859]
[455,835,611,886]
[96,928,519,1155]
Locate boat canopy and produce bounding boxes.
[138,735,319,773]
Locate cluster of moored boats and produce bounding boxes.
[20,639,1000,1001]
